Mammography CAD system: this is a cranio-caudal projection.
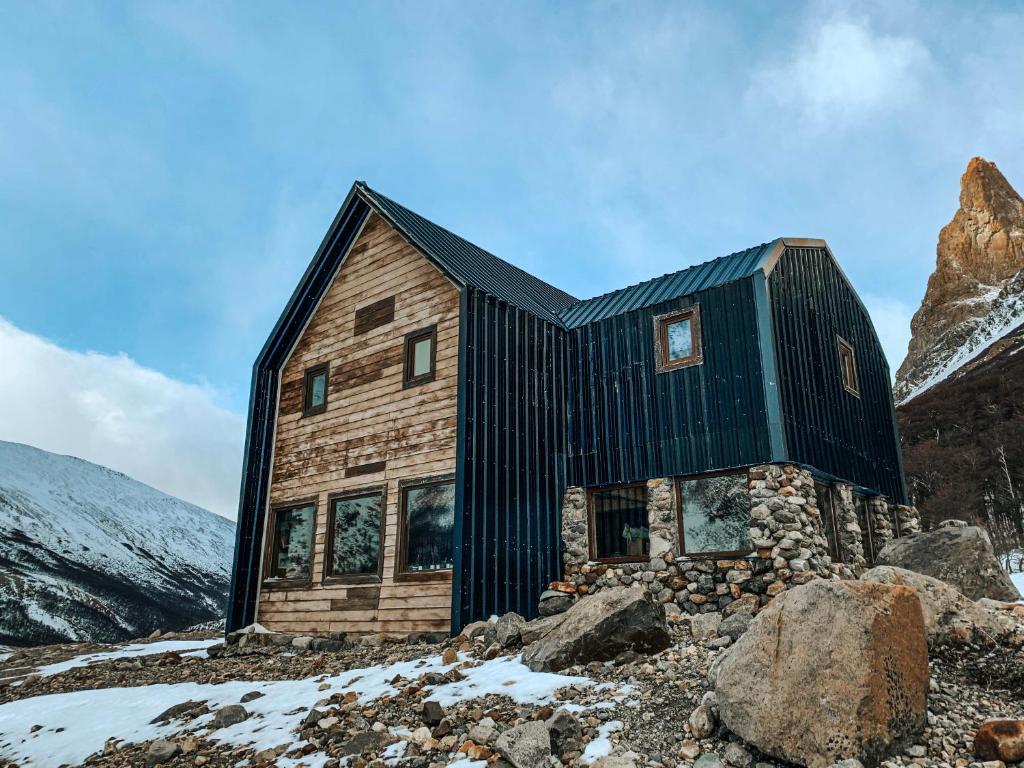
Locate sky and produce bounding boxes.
[1,1,1022,519]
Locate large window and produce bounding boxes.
[302,363,329,416]
[403,325,437,388]
[590,485,648,562]
[265,502,315,582]
[654,306,703,373]
[326,489,384,580]
[398,478,455,575]
[815,481,844,564]
[837,336,860,397]
[678,472,751,556]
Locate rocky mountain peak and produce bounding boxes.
[894,157,1024,403]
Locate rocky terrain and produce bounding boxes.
[0,440,235,647]
[894,157,1024,404]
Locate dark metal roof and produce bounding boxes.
[357,183,578,325]
[557,241,777,328]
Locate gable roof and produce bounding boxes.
[357,183,578,325]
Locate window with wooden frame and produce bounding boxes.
[589,484,649,563]
[302,363,329,416]
[325,487,385,582]
[677,471,752,557]
[396,476,455,578]
[403,325,437,388]
[653,305,703,373]
[814,481,844,564]
[264,501,316,585]
[837,336,860,397]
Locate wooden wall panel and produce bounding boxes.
[256,212,460,636]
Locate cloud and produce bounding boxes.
[861,294,914,378]
[0,317,244,519]
[749,13,931,125]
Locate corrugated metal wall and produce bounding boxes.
[769,246,908,503]
[452,288,568,631]
[564,278,774,488]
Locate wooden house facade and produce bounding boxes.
[228,182,908,636]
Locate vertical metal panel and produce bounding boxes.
[769,247,907,502]
[564,277,773,488]
[453,288,567,631]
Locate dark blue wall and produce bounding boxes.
[563,278,774,488]
[769,246,907,503]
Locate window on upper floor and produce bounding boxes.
[837,336,860,397]
[302,363,329,416]
[397,477,455,576]
[265,501,315,583]
[677,472,752,556]
[654,306,703,372]
[326,488,385,581]
[590,484,649,562]
[403,325,437,388]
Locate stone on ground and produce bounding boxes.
[538,590,575,617]
[718,612,753,641]
[714,579,928,768]
[974,719,1024,763]
[521,586,670,672]
[690,613,723,642]
[145,740,180,768]
[874,525,1020,602]
[495,612,527,647]
[211,704,248,729]
[545,707,582,755]
[861,565,1014,645]
[496,720,552,768]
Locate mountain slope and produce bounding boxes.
[894,157,1024,403]
[0,440,235,646]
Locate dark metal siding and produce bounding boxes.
[452,287,567,631]
[564,277,774,488]
[226,197,371,633]
[769,247,908,503]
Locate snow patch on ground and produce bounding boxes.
[0,653,594,766]
[580,719,623,764]
[32,640,223,679]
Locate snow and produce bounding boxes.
[580,720,623,764]
[0,652,596,766]
[32,640,223,679]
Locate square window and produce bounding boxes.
[266,503,314,582]
[837,336,860,396]
[654,306,703,372]
[303,363,329,416]
[590,485,648,562]
[678,473,751,556]
[326,490,384,579]
[403,326,437,388]
[399,479,455,573]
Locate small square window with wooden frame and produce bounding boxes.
[302,363,329,417]
[654,306,703,373]
[836,336,860,397]
[403,325,437,389]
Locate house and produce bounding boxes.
[227,181,916,637]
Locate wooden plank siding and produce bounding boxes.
[256,212,460,636]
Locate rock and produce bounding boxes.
[291,636,314,650]
[874,526,1020,602]
[974,719,1024,763]
[150,700,201,724]
[148,629,162,639]
[678,742,701,760]
[690,612,723,642]
[339,730,390,756]
[239,691,264,703]
[718,612,753,641]
[861,565,1014,645]
[694,753,723,768]
[538,591,575,617]
[212,704,249,729]
[689,704,716,739]
[826,761,864,768]
[521,586,670,672]
[592,757,637,768]
[496,721,552,768]
[145,740,180,768]
[459,620,492,640]
[723,743,754,768]
[421,700,445,727]
[495,612,527,647]
[714,579,928,768]
[520,614,565,645]
[469,717,498,746]
[545,708,583,755]
[441,648,458,665]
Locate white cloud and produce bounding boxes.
[861,294,914,378]
[749,13,931,125]
[0,318,244,519]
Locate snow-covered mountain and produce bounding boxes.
[894,157,1024,403]
[0,440,235,646]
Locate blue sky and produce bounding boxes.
[1,1,1022,517]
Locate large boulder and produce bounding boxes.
[875,526,1020,602]
[521,586,670,672]
[861,565,1015,645]
[714,579,928,768]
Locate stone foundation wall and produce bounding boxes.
[553,463,921,616]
